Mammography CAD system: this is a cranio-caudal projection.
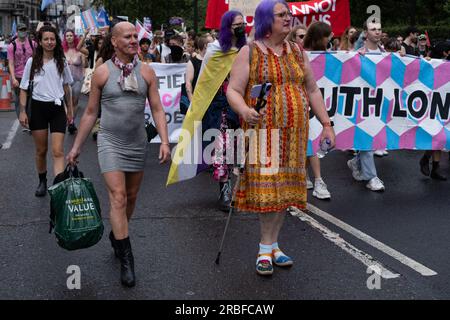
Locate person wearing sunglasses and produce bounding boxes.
[227,0,335,276]
[288,25,307,47]
[7,23,36,125]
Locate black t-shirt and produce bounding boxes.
[86,42,95,68]
[402,42,419,56]
[190,56,203,92]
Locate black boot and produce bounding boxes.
[115,236,136,287]
[109,231,119,258]
[35,172,47,197]
[419,154,430,176]
[218,180,232,212]
[430,161,447,181]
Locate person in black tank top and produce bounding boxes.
[185,36,210,101]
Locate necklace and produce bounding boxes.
[261,39,284,56]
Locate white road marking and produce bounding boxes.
[289,208,400,279]
[1,120,20,150]
[301,204,438,277]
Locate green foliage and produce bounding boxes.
[383,25,450,42]
[96,0,449,37]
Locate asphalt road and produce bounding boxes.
[1,98,449,300]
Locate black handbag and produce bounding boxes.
[145,120,158,142]
[25,77,34,120]
[179,83,190,115]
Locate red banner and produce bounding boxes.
[290,0,350,36]
[205,0,350,37]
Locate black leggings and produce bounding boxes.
[29,99,67,133]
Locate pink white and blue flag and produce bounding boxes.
[40,0,56,11]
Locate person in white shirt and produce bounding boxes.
[347,21,385,192]
[18,26,74,197]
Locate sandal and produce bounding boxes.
[272,249,293,267]
[256,253,273,276]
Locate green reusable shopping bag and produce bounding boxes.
[48,166,104,251]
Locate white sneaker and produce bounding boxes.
[383,150,389,156]
[374,150,385,157]
[312,178,331,199]
[347,159,364,181]
[366,177,385,191]
[306,174,313,190]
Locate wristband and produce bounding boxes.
[322,121,334,127]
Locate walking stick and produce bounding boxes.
[215,172,240,265]
[214,82,271,265]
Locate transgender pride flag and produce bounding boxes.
[81,9,99,30]
[41,0,56,11]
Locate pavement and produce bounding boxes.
[0,96,450,300]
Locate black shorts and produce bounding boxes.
[29,99,67,133]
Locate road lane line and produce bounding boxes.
[1,120,20,150]
[301,204,438,277]
[289,208,400,279]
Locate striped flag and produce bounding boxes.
[135,20,153,41]
[40,0,56,11]
[81,9,99,30]
[166,42,239,186]
[11,20,16,36]
[97,7,110,27]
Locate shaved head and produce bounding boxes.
[112,21,135,37]
[111,21,139,59]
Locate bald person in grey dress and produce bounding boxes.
[67,22,171,287]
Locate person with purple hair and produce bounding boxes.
[227,0,335,276]
[198,10,247,211]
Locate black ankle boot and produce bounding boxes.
[35,179,47,197]
[419,155,430,176]
[109,231,119,258]
[430,162,447,181]
[218,180,232,212]
[116,236,136,287]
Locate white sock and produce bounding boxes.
[271,242,287,259]
[257,243,273,264]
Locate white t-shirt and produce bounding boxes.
[367,47,382,53]
[160,44,172,63]
[20,57,73,104]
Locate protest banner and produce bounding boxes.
[307,52,450,154]
[290,0,350,36]
[144,63,187,143]
[229,0,260,17]
[74,16,84,36]
[150,52,449,154]
[143,17,152,31]
[205,0,350,36]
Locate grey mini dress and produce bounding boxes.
[97,60,148,173]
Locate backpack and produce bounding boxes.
[13,38,35,56]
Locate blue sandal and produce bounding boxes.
[272,249,293,267]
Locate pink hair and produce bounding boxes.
[62,30,80,52]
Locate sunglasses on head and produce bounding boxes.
[18,28,27,32]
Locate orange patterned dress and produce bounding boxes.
[234,41,309,213]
